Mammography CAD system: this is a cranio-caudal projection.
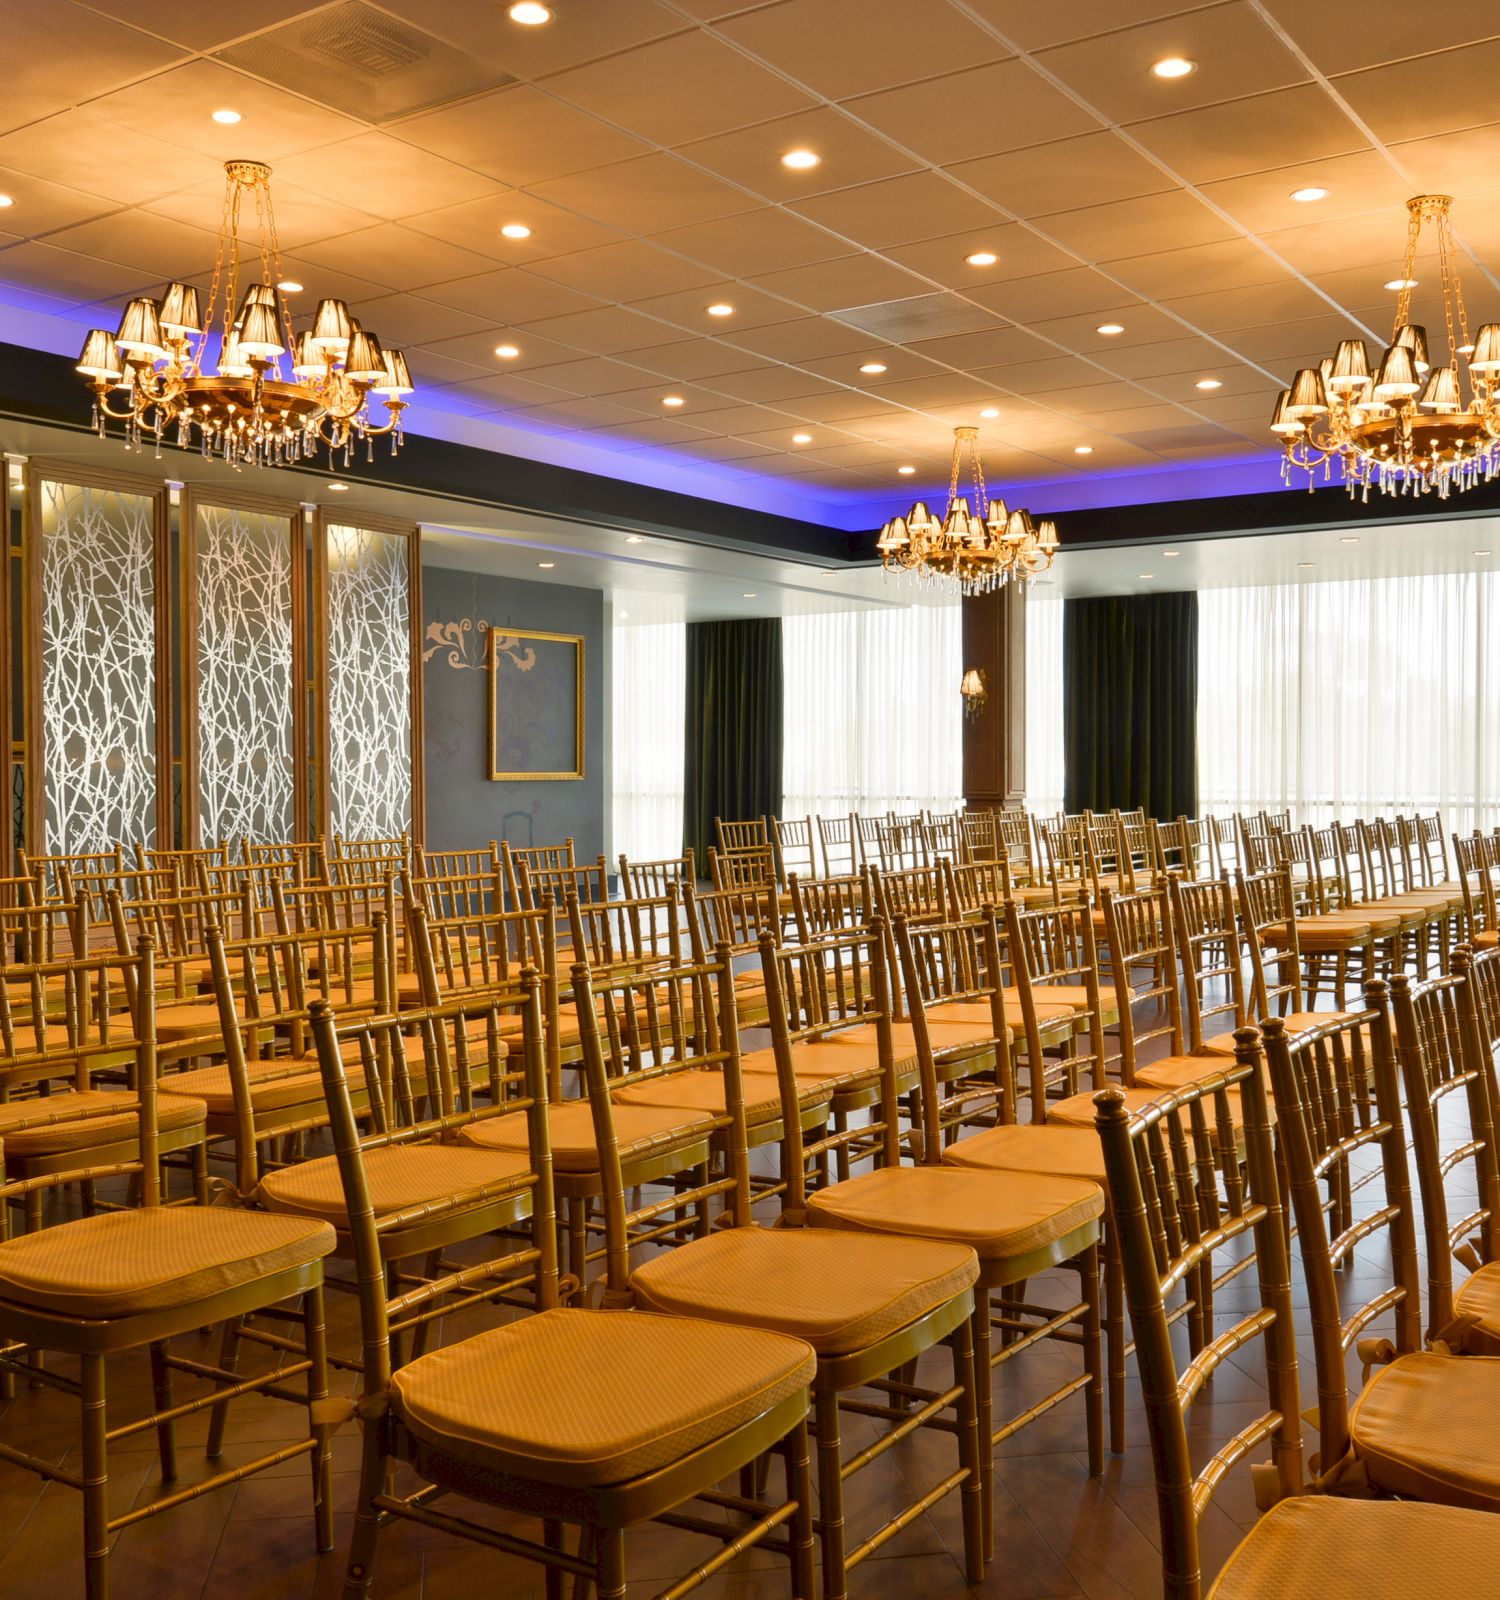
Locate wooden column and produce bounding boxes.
[961,583,1026,809]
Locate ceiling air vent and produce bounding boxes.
[216,2,516,123]
[828,293,1000,342]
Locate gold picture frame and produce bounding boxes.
[488,627,585,781]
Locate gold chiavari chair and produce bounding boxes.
[566,885,682,974]
[1150,814,1214,881]
[20,844,126,907]
[608,950,988,1600]
[874,812,926,870]
[500,836,574,912]
[1205,812,1240,876]
[772,812,819,880]
[920,808,962,864]
[242,836,325,883]
[516,853,610,913]
[1454,830,1499,950]
[683,878,781,1026]
[314,976,821,1600]
[135,842,230,878]
[1362,817,1455,971]
[714,815,770,855]
[1168,874,1253,1056]
[994,807,1035,882]
[789,870,871,940]
[419,839,498,880]
[616,847,695,900]
[1390,960,1500,1350]
[958,806,1000,864]
[940,854,1022,917]
[851,811,886,871]
[868,860,946,927]
[817,811,857,876]
[407,860,503,921]
[275,876,408,1011]
[329,830,410,878]
[0,944,336,1598]
[1330,819,1424,969]
[1263,999,1500,1510]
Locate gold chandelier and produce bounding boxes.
[876,426,1058,595]
[76,160,414,469]
[1272,194,1500,498]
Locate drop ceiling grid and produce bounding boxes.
[0,0,1494,497]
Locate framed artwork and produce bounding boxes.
[488,628,585,781]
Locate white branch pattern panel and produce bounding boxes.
[326,522,411,840]
[40,480,157,854]
[195,504,294,846]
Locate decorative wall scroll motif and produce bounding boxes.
[488,628,585,781]
[195,504,295,845]
[39,479,157,854]
[326,521,412,839]
[423,614,488,670]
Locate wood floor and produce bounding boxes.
[0,1023,1443,1600]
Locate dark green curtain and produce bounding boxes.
[683,618,783,862]
[1063,591,1197,821]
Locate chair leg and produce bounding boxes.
[784,1418,817,1600]
[1105,1234,1126,1454]
[543,1520,566,1600]
[1080,1243,1104,1477]
[972,1304,994,1559]
[304,1284,335,1554]
[343,1412,386,1598]
[147,1341,177,1482]
[205,1315,245,1460]
[81,1351,110,1600]
[597,1526,627,1600]
[952,1316,986,1583]
[813,1384,848,1600]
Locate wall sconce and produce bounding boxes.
[960,667,987,720]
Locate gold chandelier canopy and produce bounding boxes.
[876,426,1058,595]
[76,160,414,469]
[1272,194,1499,498]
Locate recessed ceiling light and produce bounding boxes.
[1476,549,1493,557]
[1096,323,1125,336]
[328,482,349,492]
[742,592,757,598]
[625,534,644,544]
[494,343,521,359]
[781,149,820,170]
[0,194,15,208]
[211,108,242,124]
[706,302,735,317]
[1139,573,1155,579]
[1385,277,1418,290]
[1195,378,1223,390]
[1298,561,1315,569]
[501,223,532,239]
[898,466,917,475]
[277,279,303,293]
[1290,186,1328,203]
[859,361,887,374]
[662,394,685,407]
[509,2,552,22]
[1152,56,1196,78]
[1340,536,1359,544]
[1074,445,1093,455]
[965,250,998,267]
[980,406,1000,419]
[792,432,813,444]
[1163,549,1180,557]
[538,560,556,569]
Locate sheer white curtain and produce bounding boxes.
[611,620,686,858]
[1197,569,1500,832]
[1025,595,1065,818]
[782,604,962,817]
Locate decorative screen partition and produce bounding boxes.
[182,495,303,848]
[29,469,166,857]
[316,514,422,842]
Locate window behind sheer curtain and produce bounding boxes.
[1197,570,1499,832]
[782,604,962,818]
[611,620,686,859]
[1025,595,1065,819]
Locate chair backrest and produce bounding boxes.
[683,879,779,960]
[958,808,1000,865]
[1151,816,1213,882]
[1234,864,1306,1020]
[715,816,769,855]
[919,810,961,863]
[310,983,556,1393]
[242,836,325,882]
[420,841,500,880]
[617,849,695,900]
[1454,832,1499,945]
[566,887,682,977]
[995,808,1035,881]
[708,842,779,895]
[1415,811,1450,884]
[516,854,609,912]
[772,814,819,880]
[500,838,575,912]
[789,872,870,940]
[817,813,856,877]
[1259,999,1421,1475]
[1465,943,1500,1059]
[1206,814,1240,876]
[1004,897,1108,1117]
[940,857,1013,921]
[868,862,946,928]
[407,863,504,921]
[1103,885,1185,1087]
[1093,1045,1300,1600]
[874,814,926,870]
[852,812,885,870]
[1390,965,1500,1342]
[1168,875,1249,1053]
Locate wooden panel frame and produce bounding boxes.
[312,508,423,846]
[487,627,586,781]
[180,486,308,850]
[24,459,171,857]
[962,583,1027,811]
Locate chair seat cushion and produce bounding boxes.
[1454,1262,1500,1354]
[615,1068,832,1128]
[942,1124,1107,1185]
[1048,1078,1259,1134]
[1264,917,1373,949]
[0,1090,205,1157]
[457,1098,713,1173]
[154,1001,229,1041]
[923,1000,1019,1044]
[1351,1349,1500,1510]
[1202,1012,1365,1057]
[259,1141,531,1226]
[630,1226,977,1356]
[392,1307,813,1488]
[161,1060,327,1117]
[1476,930,1499,949]
[806,1165,1102,1261]
[0,1206,333,1318]
[1208,1495,1500,1599]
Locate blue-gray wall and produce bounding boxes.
[421,563,606,859]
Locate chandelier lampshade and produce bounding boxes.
[1270,195,1500,497]
[876,426,1058,595]
[75,160,414,468]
